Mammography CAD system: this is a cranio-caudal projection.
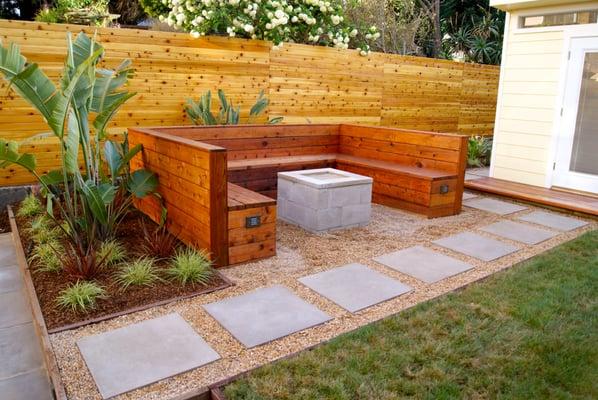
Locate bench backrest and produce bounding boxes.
[157,125,340,160]
[339,124,467,174]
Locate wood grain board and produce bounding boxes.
[0,19,498,186]
[128,127,229,266]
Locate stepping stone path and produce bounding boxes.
[77,313,219,399]
[0,233,52,400]
[464,197,527,215]
[433,232,519,262]
[374,245,474,283]
[299,263,412,312]
[203,285,331,348]
[517,211,588,231]
[462,192,478,200]
[481,220,558,245]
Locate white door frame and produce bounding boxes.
[547,24,598,193]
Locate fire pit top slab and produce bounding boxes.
[278,168,372,189]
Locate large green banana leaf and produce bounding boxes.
[64,109,80,174]
[92,59,135,139]
[80,181,115,225]
[0,139,36,172]
[104,140,142,179]
[127,169,158,198]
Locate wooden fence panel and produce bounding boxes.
[268,43,384,125]
[0,19,499,186]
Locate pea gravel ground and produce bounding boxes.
[50,194,596,400]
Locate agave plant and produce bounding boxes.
[185,89,283,125]
[0,32,158,279]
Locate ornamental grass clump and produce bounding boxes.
[116,257,161,290]
[29,242,63,273]
[26,215,63,245]
[97,239,127,266]
[167,248,213,286]
[57,281,106,313]
[16,193,43,218]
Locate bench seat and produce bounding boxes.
[228,182,276,211]
[227,154,459,218]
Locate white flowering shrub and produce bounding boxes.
[159,0,380,55]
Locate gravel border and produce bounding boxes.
[50,195,596,400]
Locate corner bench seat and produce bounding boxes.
[227,153,459,218]
[129,124,467,267]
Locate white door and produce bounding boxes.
[553,37,598,194]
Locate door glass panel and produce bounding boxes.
[570,51,598,175]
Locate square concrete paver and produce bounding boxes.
[517,211,589,231]
[0,323,44,379]
[480,220,558,245]
[0,267,22,294]
[203,285,331,348]
[298,263,412,312]
[77,313,220,399]
[0,291,32,328]
[374,246,474,283]
[433,232,519,262]
[463,197,527,215]
[0,368,52,400]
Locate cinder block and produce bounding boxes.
[277,198,289,219]
[285,201,319,229]
[290,184,329,209]
[315,207,342,231]
[329,185,362,207]
[360,184,372,204]
[342,204,371,226]
[277,168,372,233]
[277,179,293,200]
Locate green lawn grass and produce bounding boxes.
[224,230,598,400]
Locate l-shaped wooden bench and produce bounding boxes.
[129,124,468,267]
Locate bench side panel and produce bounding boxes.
[128,128,229,266]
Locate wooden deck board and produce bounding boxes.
[465,177,598,217]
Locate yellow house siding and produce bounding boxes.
[491,1,598,187]
[491,0,595,11]
[492,14,564,186]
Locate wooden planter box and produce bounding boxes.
[129,124,468,268]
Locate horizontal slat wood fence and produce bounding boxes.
[0,19,499,186]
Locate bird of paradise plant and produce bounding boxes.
[0,32,158,280]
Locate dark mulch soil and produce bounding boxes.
[14,209,231,332]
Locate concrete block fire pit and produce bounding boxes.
[277,168,372,233]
